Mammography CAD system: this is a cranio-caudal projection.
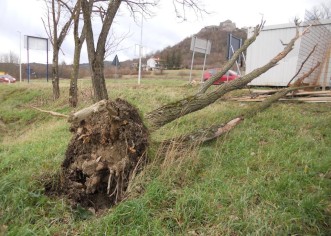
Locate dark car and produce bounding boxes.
[203,69,239,85]
[0,74,16,83]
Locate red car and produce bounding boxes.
[203,69,239,85]
[0,74,16,83]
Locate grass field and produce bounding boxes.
[0,74,331,235]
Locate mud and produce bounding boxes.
[45,98,148,211]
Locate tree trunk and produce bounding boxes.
[52,48,60,100]
[69,0,86,108]
[43,0,76,101]
[158,86,309,157]
[91,55,109,101]
[146,21,305,130]
[198,22,264,94]
[81,0,121,102]
[69,50,81,107]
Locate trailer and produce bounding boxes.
[246,17,331,88]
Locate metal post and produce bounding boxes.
[201,40,209,83]
[231,45,241,76]
[18,31,22,82]
[138,10,143,85]
[189,37,196,82]
[27,37,30,83]
[46,39,49,82]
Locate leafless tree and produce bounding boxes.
[0,52,19,64]
[81,0,208,101]
[58,0,90,107]
[309,1,331,20]
[42,0,78,100]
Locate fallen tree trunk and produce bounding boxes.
[198,21,264,94]
[146,20,309,131]
[162,86,311,148]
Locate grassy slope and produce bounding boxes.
[0,76,330,235]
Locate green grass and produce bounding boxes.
[0,76,331,235]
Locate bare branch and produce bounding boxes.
[198,20,265,94]
[146,19,309,130]
[287,44,318,86]
[30,106,69,118]
[104,30,131,60]
[172,0,208,20]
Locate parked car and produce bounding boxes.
[203,68,239,85]
[0,74,16,83]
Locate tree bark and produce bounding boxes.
[163,85,313,148]
[69,0,86,107]
[44,0,77,100]
[52,49,60,100]
[146,20,307,130]
[82,0,122,102]
[198,22,264,94]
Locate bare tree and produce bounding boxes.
[81,0,208,101]
[309,1,331,20]
[0,51,19,64]
[9,51,19,64]
[62,0,90,107]
[42,0,78,100]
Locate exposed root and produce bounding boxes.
[45,98,149,211]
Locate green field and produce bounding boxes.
[0,75,331,235]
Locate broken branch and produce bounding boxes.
[30,106,69,118]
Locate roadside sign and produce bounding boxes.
[189,36,212,82]
[190,37,211,54]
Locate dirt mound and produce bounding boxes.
[46,99,148,211]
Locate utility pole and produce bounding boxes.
[17,31,22,82]
[138,10,143,85]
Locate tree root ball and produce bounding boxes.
[48,98,149,210]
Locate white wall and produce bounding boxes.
[246,23,302,86]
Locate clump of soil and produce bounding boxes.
[45,98,148,211]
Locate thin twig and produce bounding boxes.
[287,44,317,86]
[30,106,69,118]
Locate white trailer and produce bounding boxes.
[246,19,331,87]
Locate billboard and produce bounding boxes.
[24,36,50,51]
[227,34,242,63]
[190,37,211,54]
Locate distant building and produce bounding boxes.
[146,57,162,71]
[199,20,237,33]
[146,58,157,70]
[219,20,236,31]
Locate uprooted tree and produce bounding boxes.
[44,19,321,211]
[42,0,80,100]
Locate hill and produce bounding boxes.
[0,20,247,80]
[124,20,247,70]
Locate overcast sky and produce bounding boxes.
[0,0,324,64]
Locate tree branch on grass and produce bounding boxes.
[30,106,69,119]
[163,59,321,147]
[146,19,311,131]
[198,20,265,94]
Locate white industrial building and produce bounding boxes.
[246,19,331,87]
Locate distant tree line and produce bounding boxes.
[0,51,19,64]
[162,50,182,69]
